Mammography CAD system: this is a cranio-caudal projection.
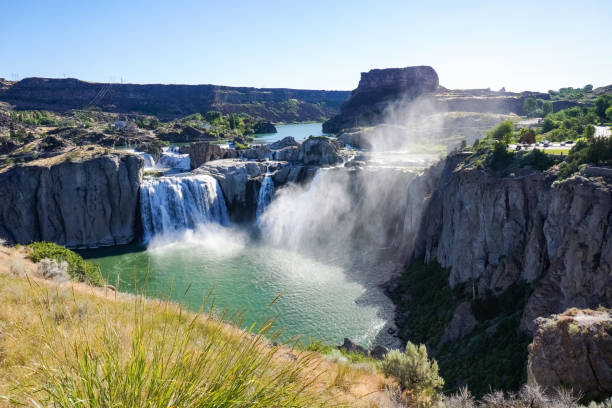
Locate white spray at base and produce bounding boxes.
[139,174,229,242]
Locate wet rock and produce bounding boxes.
[272,146,300,162]
[239,145,271,160]
[189,142,236,169]
[370,345,389,360]
[338,338,368,356]
[299,137,342,166]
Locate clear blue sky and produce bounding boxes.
[1,0,610,92]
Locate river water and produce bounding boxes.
[81,122,427,349]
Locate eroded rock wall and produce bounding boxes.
[416,156,612,331]
[0,149,143,247]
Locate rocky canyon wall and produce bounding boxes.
[0,148,143,248]
[415,154,612,331]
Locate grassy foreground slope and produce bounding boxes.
[0,247,394,407]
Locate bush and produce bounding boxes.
[488,141,514,171]
[487,121,514,141]
[27,242,104,286]
[519,149,554,171]
[382,343,443,401]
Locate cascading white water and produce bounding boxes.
[256,172,275,219]
[125,149,156,168]
[156,147,190,170]
[139,174,229,241]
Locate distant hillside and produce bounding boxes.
[0,77,351,122]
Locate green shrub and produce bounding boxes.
[382,343,443,397]
[391,257,458,346]
[487,121,514,141]
[519,149,554,171]
[488,141,514,171]
[305,340,332,354]
[27,242,104,286]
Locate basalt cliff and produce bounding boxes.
[414,156,612,332]
[0,77,351,122]
[0,147,143,247]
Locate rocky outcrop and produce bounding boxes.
[527,308,612,400]
[324,66,439,133]
[269,136,298,150]
[0,147,143,247]
[415,156,612,332]
[189,142,237,169]
[322,66,579,135]
[438,302,478,346]
[299,137,342,166]
[0,77,350,121]
[253,121,277,134]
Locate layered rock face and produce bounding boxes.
[189,142,238,169]
[416,156,612,331]
[323,66,439,133]
[191,137,345,222]
[0,77,350,121]
[0,148,143,247]
[527,309,612,400]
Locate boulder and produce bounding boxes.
[272,146,300,162]
[239,145,271,160]
[269,136,298,150]
[0,147,143,248]
[527,309,612,400]
[189,142,237,169]
[369,345,389,360]
[299,137,342,166]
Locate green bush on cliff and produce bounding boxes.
[519,149,554,171]
[28,242,105,286]
[391,257,459,346]
[382,344,443,393]
[392,257,533,397]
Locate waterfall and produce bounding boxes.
[156,147,190,170]
[125,149,156,168]
[256,171,275,219]
[140,174,229,241]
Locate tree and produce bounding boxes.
[541,117,557,133]
[584,84,593,92]
[594,95,612,120]
[488,120,514,141]
[518,128,536,144]
[542,101,553,116]
[204,110,222,122]
[607,106,612,122]
[584,124,595,140]
[523,97,538,116]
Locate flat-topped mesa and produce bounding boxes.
[352,66,439,100]
[323,66,439,133]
